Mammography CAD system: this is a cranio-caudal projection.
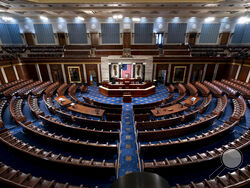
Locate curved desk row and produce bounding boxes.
[99,85,156,97]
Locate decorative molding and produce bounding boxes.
[67,66,82,83]
[46,64,53,82]
[28,0,223,3]
[172,66,187,83]
[97,64,101,83]
[153,64,157,80]
[13,65,19,80]
[35,64,42,81]
[212,63,219,81]
[187,64,193,83]
[82,64,87,83]
[167,64,171,83]
[61,64,67,83]
[202,63,208,82]
[235,65,242,80]
[246,70,250,83]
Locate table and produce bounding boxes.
[182,96,200,107]
[99,85,155,97]
[151,104,188,117]
[68,104,105,119]
[54,96,72,106]
[55,96,105,119]
[123,95,132,103]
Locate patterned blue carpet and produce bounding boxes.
[118,104,140,177]
[81,85,169,177]
[0,84,249,187]
[81,85,169,105]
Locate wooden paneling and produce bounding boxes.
[16,65,26,80]
[95,51,123,56]
[39,64,50,81]
[85,64,98,84]
[90,32,99,47]
[164,51,190,56]
[188,32,197,45]
[24,33,35,45]
[238,65,249,82]
[204,64,215,81]
[0,69,6,84]
[229,64,239,80]
[191,64,204,82]
[64,64,84,83]
[123,32,131,48]
[131,51,159,56]
[216,64,231,80]
[131,45,158,49]
[4,66,16,82]
[57,33,67,46]
[95,45,123,49]
[220,32,230,45]
[50,64,64,83]
[16,65,38,80]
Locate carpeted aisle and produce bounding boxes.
[118,103,140,177]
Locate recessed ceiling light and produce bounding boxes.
[132,17,140,22]
[113,14,123,20]
[238,16,250,24]
[83,10,95,15]
[109,4,119,7]
[204,4,218,7]
[204,17,215,23]
[1,16,14,22]
[40,15,48,21]
[76,16,84,21]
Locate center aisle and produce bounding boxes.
[117,103,141,177]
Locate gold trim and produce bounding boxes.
[0,61,249,68]
[173,66,186,83]
[153,62,229,65]
[28,0,222,3]
[20,62,101,65]
[67,66,82,83]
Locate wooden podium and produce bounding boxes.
[123,92,132,103]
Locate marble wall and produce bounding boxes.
[101,56,153,82]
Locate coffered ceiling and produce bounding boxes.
[0,0,250,19]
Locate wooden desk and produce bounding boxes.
[183,96,200,107]
[123,95,132,103]
[151,104,188,117]
[55,96,105,119]
[99,85,155,97]
[68,104,105,119]
[54,96,72,106]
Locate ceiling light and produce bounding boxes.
[76,16,84,21]
[113,14,123,20]
[204,4,218,7]
[238,16,250,24]
[132,17,140,22]
[110,4,119,7]
[83,10,95,15]
[204,17,215,23]
[173,17,180,22]
[1,16,14,22]
[40,15,48,21]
